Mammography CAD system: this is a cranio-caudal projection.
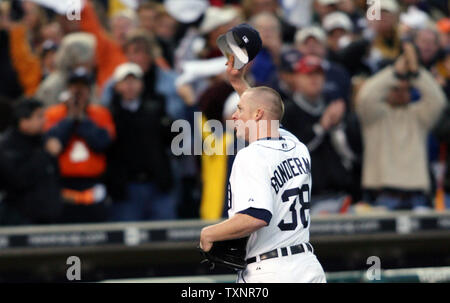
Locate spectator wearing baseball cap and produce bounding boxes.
[282,55,362,212]
[295,26,328,59]
[106,62,176,222]
[43,67,116,223]
[322,12,354,55]
[292,26,352,104]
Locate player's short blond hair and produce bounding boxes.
[246,86,285,121]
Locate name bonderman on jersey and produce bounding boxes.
[270,156,311,194]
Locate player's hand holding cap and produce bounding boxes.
[217,23,262,70]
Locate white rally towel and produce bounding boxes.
[164,0,209,24]
[23,0,85,15]
[175,57,228,87]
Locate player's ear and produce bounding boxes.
[254,108,264,121]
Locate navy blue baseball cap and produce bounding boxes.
[67,67,94,85]
[279,49,302,72]
[217,23,262,69]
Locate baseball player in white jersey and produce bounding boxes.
[200,56,326,283]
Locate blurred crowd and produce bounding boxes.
[0,0,449,225]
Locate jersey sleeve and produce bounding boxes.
[230,148,274,224]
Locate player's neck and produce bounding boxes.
[250,120,280,143]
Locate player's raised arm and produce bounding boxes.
[226,55,251,97]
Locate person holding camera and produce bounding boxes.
[43,67,116,223]
[355,42,446,211]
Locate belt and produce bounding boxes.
[246,243,314,265]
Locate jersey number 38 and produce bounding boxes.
[278,184,310,231]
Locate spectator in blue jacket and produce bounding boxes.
[106,62,176,221]
[293,26,352,104]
